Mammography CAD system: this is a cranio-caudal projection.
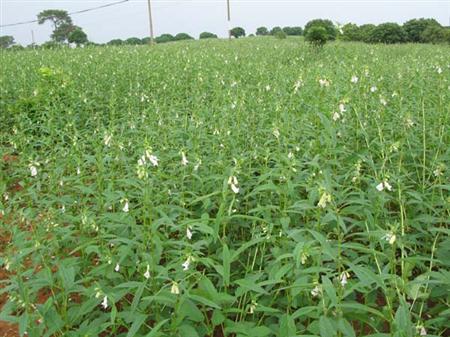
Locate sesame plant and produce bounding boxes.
[0,39,449,337]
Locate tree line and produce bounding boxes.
[1,10,449,49]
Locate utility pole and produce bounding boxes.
[147,0,155,44]
[227,0,231,40]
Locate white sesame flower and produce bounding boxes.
[30,165,38,177]
[340,271,350,287]
[405,118,414,128]
[171,282,180,295]
[122,200,129,213]
[376,180,392,192]
[293,80,303,92]
[194,160,201,171]
[182,256,193,271]
[114,263,120,272]
[103,134,112,147]
[339,103,346,113]
[143,265,151,279]
[181,152,188,166]
[273,129,280,139]
[311,285,320,297]
[317,192,332,208]
[437,67,442,74]
[420,327,427,336]
[101,296,108,309]
[351,75,359,83]
[228,176,239,194]
[148,154,158,167]
[265,85,271,91]
[319,79,330,87]
[370,86,377,93]
[76,167,81,175]
[382,232,397,245]
[288,152,294,159]
[332,112,341,121]
[249,300,257,314]
[186,226,193,240]
[380,98,387,106]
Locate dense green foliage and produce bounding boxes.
[0,35,15,49]
[305,26,329,47]
[230,27,246,38]
[199,32,218,39]
[256,27,269,36]
[1,39,449,337]
[37,9,75,43]
[304,19,337,41]
[403,18,441,42]
[368,23,407,44]
[282,26,303,36]
[68,28,88,46]
[174,33,194,41]
[155,34,175,44]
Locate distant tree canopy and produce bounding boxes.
[230,27,246,38]
[37,9,75,43]
[421,25,449,44]
[368,23,407,44]
[0,35,15,48]
[304,19,337,41]
[125,37,143,45]
[107,39,124,46]
[270,26,283,35]
[155,34,175,43]
[199,32,218,39]
[403,18,441,42]
[282,26,303,36]
[256,27,269,36]
[68,28,88,46]
[174,33,194,41]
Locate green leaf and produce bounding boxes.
[319,316,337,337]
[145,319,169,337]
[223,244,231,287]
[126,314,147,337]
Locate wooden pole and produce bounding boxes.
[147,0,155,44]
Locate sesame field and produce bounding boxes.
[0,38,449,337]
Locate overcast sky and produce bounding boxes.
[1,0,449,45]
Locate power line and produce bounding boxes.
[0,0,130,28]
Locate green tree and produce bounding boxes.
[256,27,269,36]
[369,23,407,44]
[0,35,15,48]
[155,34,174,43]
[270,26,283,35]
[304,19,337,40]
[199,32,217,39]
[340,23,361,41]
[230,27,245,38]
[305,26,329,47]
[174,33,194,41]
[359,24,376,43]
[107,39,124,46]
[68,28,88,46]
[125,37,143,45]
[421,25,447,44]
[283,26,303,36]
[403,18,441,42]
[37,9,74,43]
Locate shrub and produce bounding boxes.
[230,27,245,38]
[256,27,269,36]
[403,18,441,42]
[305,26,329,47]
[304,19,337,40]
[68,28,88,46]
[125,37,143,45]
[369,23,407,44]
[0,35,15,49]
[340,23,361,41]
[199,32,218,39]
[359,24,377,43]
[274,30,287,39]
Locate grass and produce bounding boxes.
[0,38,449,337]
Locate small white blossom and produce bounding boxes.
[311,285,320,297]
[228,176,239,194]
[382,232,397,245]
[376,180,392,192]
[332,112,341,121]
[182,256,193,271]
[420,326,427,336]
[30,165,38,177]
[339,103,346,113]
[273,129,280,139]
[181,152,188,166]
[437,67,442,74]
[249,300,258,314]
[370,86,377,93]
[103,134,112,147]
[265,85,271,91]
[122,200,129,213]
[148,154,158,167]
[319,79,330,87]
[171,282,180,295]
[340,271,350,287]
[351,75,359,83]
[380,97,387,106]
[186,226,193,240]
[101,296,108,309]
[114,263,120,272]
[76,167,81,175]
[144,264,150,279]
[318,192,332,208]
